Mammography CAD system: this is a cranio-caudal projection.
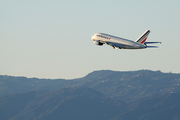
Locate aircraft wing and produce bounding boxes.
[105,42,119,46]
[105,41,123,49]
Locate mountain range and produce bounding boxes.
[0,70,180,120]
[1,70,180,102]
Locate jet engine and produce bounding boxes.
[94,41,103,46]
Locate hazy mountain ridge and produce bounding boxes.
[1,70,180,102]
[81,70,180,102]
[115,92,180,120]
[0,87,180,120]
[0,88,126,120]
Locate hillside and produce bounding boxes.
[114,92,180,120]
[0,88,126,120]
[1,70,180,102]
[0,87,180,120]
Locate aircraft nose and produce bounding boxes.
[91,36,94,40]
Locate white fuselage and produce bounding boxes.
[92,33,146,49]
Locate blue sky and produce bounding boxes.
[1,0,180,79]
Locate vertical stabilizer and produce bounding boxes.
[135,30,150,44]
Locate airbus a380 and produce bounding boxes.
[91,30,161,49]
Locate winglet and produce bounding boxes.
[135,30,151,44]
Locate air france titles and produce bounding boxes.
[97,35,110,40]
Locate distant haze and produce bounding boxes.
[1,1,180,79]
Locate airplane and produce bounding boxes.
[91,30,161,49]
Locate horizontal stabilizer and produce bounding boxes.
[146,46,158,48]
[145,42,162,44]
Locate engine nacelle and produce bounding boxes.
[94,41,103,46]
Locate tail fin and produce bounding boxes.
[135,30,150,44]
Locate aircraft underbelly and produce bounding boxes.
[113,41,144,49]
